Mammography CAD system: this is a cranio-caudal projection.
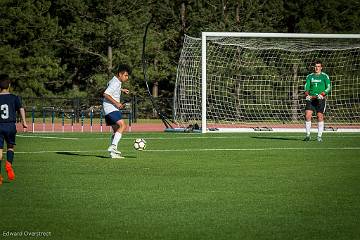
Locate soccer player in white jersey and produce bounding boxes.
[103,64,131,158]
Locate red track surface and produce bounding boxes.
[16,123,360,133]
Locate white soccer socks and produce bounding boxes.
[305,121,311,136]
[108,132,123,157]
[305,121,324,141]
[317,121,324,138]
[111,132,122,149]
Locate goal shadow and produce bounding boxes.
[56,151,108,158]
[251,136,301,141]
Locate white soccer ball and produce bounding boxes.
[133,138,146,151]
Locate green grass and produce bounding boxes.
[1,132,359,240]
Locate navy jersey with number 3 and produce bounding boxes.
[0,94,22,123]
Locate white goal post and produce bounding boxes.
[174,32,360,133]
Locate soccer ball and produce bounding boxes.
[133,138,146,151]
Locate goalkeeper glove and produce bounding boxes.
[317,92,326,100]
[305,92,312,101]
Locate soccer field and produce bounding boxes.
[1,132,359,240]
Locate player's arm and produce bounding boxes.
[103,93,124,109]
[324,75,331,95]
[304,76,312,100]
[121,88,129,94]
[19,107,28,129]
[318,75,331,99]
[15,96,28,130]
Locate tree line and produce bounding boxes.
[1,0,359,105]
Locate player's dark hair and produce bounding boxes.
[0,74,11,89]
[116,64,132,75]
[314,59,322,66]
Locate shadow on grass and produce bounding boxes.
[251,136,302,141]
[55,151,136,159]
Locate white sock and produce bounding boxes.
[111,132,122,148]
[318,121,324,137]
[305,121,311,136]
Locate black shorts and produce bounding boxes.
[305,99,326,113]
[0,123,17,148]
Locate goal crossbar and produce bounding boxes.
[202,32,360,39]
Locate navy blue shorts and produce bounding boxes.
[0,123,17,148]
[104,111,123,126]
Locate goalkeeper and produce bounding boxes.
[304,60,331,142]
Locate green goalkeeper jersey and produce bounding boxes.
[304,72,331,96]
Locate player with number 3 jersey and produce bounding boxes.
[0,74,27,185]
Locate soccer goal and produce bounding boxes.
[173,32,360,133]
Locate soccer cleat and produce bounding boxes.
[5,161,15,181]
[110,152,124,159]
[107,145,121,155]
[317,136,323,142]
[303,136,311,141]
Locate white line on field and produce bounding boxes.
[17,135,79,140]
[16,150,106,154]
[146,147,360,152]
[90,136,256,140]
[16,147,360,154]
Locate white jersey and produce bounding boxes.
[103,76,122,115]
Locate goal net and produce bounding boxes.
[174,32,360,133]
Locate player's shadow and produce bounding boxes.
[251,136,300,141]
[56,152,136,159]
[56,152,108,158]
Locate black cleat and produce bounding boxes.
[303,136,311,141]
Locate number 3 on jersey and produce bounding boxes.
[1,104,9,119]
